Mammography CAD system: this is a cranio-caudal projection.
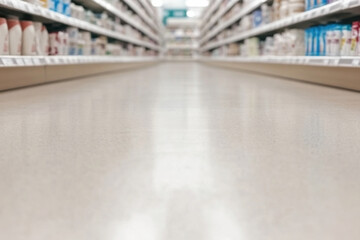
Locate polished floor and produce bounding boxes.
[1,62,360,240]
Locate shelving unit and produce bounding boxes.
[0,0,162,91]
[0,56,158,91]
[0,0,159,50]
[200,0,239,41]
[122,0,158,33]
[201,0,360,51]
[73,0,160,42]
[200,0,266,46]
[199,0,360,91]
[0,56,158,67]
[164,19,200,60]
[200,0,222,31]
[203,56,360,91]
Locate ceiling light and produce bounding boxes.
[185,0,209,8]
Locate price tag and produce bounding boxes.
[47,11,54,19]
[332,59,340,65]
[16,58,24,66]
[23,58,33,65]
[44,57,52,64]
[33,58,41,65]
[24,3,31,12]
[323,59,330,65]
[330,2,341,12]
[2,58,15,66]
[34,6,41,15]
[6,0,14,7]
[352,59,360,66]
[343,0,351,8]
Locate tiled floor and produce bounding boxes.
[1,62,360,240]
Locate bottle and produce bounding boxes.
[39,0,48,8]
[40,25,49,55]
[7,19,22,55]
[340,25,352,56]
[21,21,37,55]
[350,21,360,56]
[0,18,9,55]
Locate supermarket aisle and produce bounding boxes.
[1,62,360,240]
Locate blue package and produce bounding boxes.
[48,0,57,12]
[305,28,311,56]
[62,0,71,16]
[313,27,320,56]
[309,27,314,56]
[56,0,63,14]
[320,26,327,56]
[252,10,262,28]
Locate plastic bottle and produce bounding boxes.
[340,25,352,56]
[40,25,49,55]
[38,0,48,8]
[7,19,22,55]
[350,21,360,56]
[21,21,36,55]
[0,18,9,55]
[331,24,342,56]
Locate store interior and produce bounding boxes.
[1,0,360,239]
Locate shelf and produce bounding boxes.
[203,56,360,68]
[73,0,160,42]
[202,55,360,91]
[0,0,160,51]
[122,0,158,33]
[166,45,198,50]
[139,0,155,20]
[0,56,159,68]
[200,0,267,45]
[0,56,158,91]
[202,0,360,51]
[200,0,222,29]
[200,0,239,37]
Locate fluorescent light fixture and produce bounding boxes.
[185,0,209,7]
[151,0,163,7]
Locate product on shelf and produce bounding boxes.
[1,0,159,57]
[21,21,37,55]
[0,18,9,55]
[306,0,339,11]
[306,23,357,56]
[7,19,22,56]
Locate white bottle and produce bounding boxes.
[0,18,9,55]
[33,22,48,55]
[33,22,42,55]
[21,21,37,55]
[7,19,22,55]
[40,25,49,55]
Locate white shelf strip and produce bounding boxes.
[201,0,239,37]
[0,0,160,51]
[166,45,198,50]
[91,0,159,42]
[200,0,222,29]
[0,56,159,67]
[200,0,267,45]
[139,0,155,20]
[203,56,360,68]
[202,0,360,51]
[122,0,158,33]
